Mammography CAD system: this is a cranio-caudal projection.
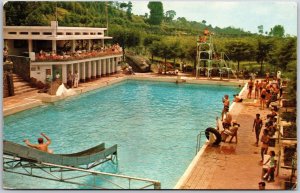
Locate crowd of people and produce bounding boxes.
[219,71,282,188]
[36,44,122,62]
[247,71,283,110]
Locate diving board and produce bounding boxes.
[3,140,117,169]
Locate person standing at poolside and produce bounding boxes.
[263,150,276,182]
[222,108,232,129]
[247,78,254,98]
[73,70,79,88]
[67,71,73,88]
[260,129,270,162]
[260,88,267,110]
[254,80,260,99]
[221,95,230,121]
[253,113,263,146]
[23,133,53,153]
[265,71,270,84]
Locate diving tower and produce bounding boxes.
[196,30,238,79]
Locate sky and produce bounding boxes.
[131,0,298,36]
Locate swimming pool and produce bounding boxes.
[3,80,240,189]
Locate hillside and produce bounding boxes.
[4,1,253,37]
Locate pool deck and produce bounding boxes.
[2,72,288,189]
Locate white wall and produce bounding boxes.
[30,64,52,83]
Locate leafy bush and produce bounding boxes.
[282,124,297,138]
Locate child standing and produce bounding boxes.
[263,151,276,182]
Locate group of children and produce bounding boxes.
[247,72,283,110]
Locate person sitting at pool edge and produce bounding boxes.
[23,133,53,153]
[233,94,243,102]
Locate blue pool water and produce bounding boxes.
[3,80,240,189]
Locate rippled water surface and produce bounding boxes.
[3,80,240,189]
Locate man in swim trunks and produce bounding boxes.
[23,133,53,153]
[222,108,232,129]
[221,95,230,121]
[253,113,263,146]
[247,78,254,98]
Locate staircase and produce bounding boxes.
[13,74,38,95]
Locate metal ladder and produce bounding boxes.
[195,131,206,155]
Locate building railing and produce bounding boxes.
[35,48,122,62]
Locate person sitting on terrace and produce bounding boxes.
[23,133,53,153]
[39,50,45,57]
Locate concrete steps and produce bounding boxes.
[12,74,38,95]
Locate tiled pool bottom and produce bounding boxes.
[3,80,240,189]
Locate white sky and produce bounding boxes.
[131,0,298,36]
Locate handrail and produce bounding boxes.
[196,131,206,154]
[3,155,161,189]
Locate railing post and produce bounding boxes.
[154,182,161,189]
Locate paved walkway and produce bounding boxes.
[177,82,288,190]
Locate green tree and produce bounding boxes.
[201,20,206,25]
[277,38,296,70]
[111,29,141,61]
[143,35,161,62]
[225,41,254,71]
[256,39,273,74]
[147,2,164,25]
[269,25,285,37]
[126,2,133,20]
[258,25,264,35]
[165,10,176,22]
[158,42,173,74]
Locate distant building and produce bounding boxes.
[3,21,122,84]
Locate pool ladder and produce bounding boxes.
[195,131,206,155]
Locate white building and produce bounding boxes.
[3,21,123,84]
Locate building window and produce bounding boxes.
[43,32,52,35]
[32,32,40,35]
[8,32,17,35]
[57,32,63,35]
[66,32,73,35]
[75,32,81,35]
[20,32,29,35]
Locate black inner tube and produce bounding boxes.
[205,127,222,145]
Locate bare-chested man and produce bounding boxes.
[23,133,53,153]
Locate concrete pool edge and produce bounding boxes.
[174,82,248,189]
[3,76,127,116]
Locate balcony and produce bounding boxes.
[34,46,122,63]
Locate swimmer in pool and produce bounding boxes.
[23,133,53,153]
